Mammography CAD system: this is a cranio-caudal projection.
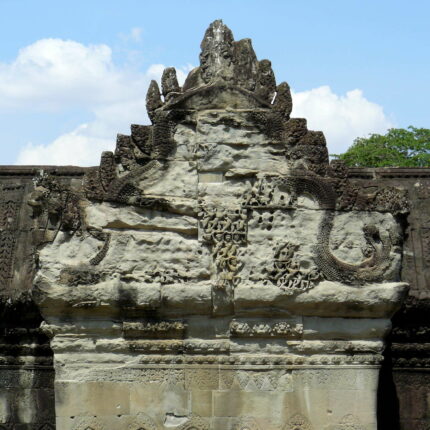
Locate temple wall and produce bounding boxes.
[0,20,428,430]
[0,166,428,430]
[349,168,430,430]
[0,167,85,429]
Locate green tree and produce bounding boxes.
[333,126,430,167]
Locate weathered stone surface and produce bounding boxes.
[0,20,425,430]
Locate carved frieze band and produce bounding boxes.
[230,320,303,338]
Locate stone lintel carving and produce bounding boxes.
[122,321,186,339]
[230,320,303,338]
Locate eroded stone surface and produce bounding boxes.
[3,19,411,430]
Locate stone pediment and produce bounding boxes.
[8,19,412,430]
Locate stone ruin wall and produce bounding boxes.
[0,20,428,430]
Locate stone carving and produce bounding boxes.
[264,242,323,294]
[283,414,312,430]
[128,413,158,430]
[124,267,193,285]
[233,417,261,430]
[183,339,230,354]
[28,173,111,266]
[230,320,303,338]
[134,353,383,366]
[334,415,364,430]
[243,177,296,209]
[242,170,404,285]
[12,19,412,430]
[199,205,247,288]
[275,172,400,284]
[122,321,186,339]
[162,67,181,101]
[184,368,219,390]
[0,184,25,289]
[72,416,103,430]
[420,228,430,268]
[220,370,293,392]
[177,415,209,430]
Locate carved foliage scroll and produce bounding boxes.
[0,184,25,289]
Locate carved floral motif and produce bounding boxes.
[199,205,247,289]
[230,320,303,338]
[264,242,323,294]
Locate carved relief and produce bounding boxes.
[15,19,413,430]
[121,267,193,285]
[241,171,403,285]
[230,320,303,338]
[122,321,186,339]
[72,416,103,430]
[264,242,323,294]
[199,205,247,288]
[177,415,209,430]
[28,173,111,266]
[128,413,158,430]
[220,369,293,392]
[334,415,364,430]
[0,184,25,289]
[420,228,430,268]
[233,417,261,430]
[243,177,295,209]
[283,414,312,430]
[184,368,219,390]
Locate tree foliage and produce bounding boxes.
[333,126,430,167]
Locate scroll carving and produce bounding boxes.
[0,184,25,289]
[264,242,323,294]
[199,206,247,289]
[28,173,111,266]
[230,320,303,338]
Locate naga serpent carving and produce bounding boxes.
[277,170,391,284]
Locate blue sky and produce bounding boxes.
[0,0,428,165]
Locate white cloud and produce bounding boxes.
[292,86,394,155]
[17,126,113,166]
[129,27,143,43]
[8,36,392,165]
[0,39,143,111]
[119,27,143,43]
[9,38,193,166]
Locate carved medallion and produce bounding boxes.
[283,414,312,430]
[128,413,158,430]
